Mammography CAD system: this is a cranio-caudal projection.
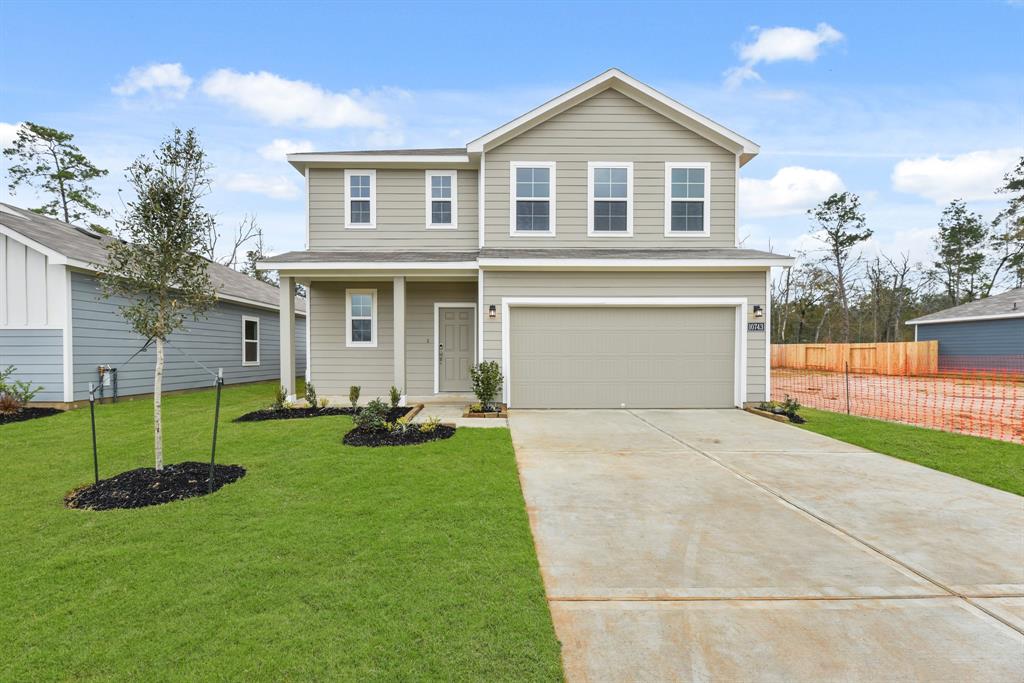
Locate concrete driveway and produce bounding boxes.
[510,409,1024,682]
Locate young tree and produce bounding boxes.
[97,128,216,470]
[808,192,873,342]
[2,122,110,229]
[988,156,1024,291]
[931,199,988,306]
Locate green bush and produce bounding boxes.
[469,361,503,410]
[0,365,42,410]
[349,385,361,412]
[419,416,442,433]
[304,382,318,408]
[354,398,390,431]
[389,385,401,409]
[272,384,287,411]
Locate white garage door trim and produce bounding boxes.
[501,296,748,408]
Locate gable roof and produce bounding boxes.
[287,68,759,172]
[906,288,1024,325]
[0,203,304,314]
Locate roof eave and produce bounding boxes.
[906,312,1024,326]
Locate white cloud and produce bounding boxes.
[112,63,192,99]
[891,148,1022,203]
[725,23,844,89]
[0,121,23,147]
[222,173,300,200]
[258,138,315,161]
[202,69,387,128]
[740,166,845,218]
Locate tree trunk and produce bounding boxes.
[154,337,164,471]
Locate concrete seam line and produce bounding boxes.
[547,594,952,603]
[626,410,1024,638]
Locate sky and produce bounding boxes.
[1,0,1021,267]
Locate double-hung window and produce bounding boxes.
[425,170,457,229]
[588,162,633,236]
[346,289,377,348]
[242,316,260,366]
[664,162,710,236]
[510,161,556,235]
[344,169,376,229]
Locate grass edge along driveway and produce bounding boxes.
[0,381,563,681]
[798,407,1024,497]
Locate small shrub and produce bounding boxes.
[419,416,442,433]
[349,385,361,412]
[304,382,318,407]
[781,395,805,424]
[318,397,330,410]
[468,402,483,413]
[0,393,22,415]
[353,398,389,431]
[0,365,42,409]
[272,384,287,410]
[470,361,503,411]
[389,385,401,409]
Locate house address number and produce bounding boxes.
[747,322,765,332]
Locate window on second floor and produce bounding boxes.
[510,161,556,235]
[588,162,633,236]
[664,162,710,237]
[344,169,376,229]
[425,170,458,229]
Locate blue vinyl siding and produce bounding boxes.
[916,317,1024,371]
[0,329,63,401]
[70,272,305,401]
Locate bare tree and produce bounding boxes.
[203,213,262,269]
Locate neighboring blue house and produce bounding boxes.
[0,203,306,404]
[907,288,1024,372]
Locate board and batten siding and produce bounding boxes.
[308,168,478,251]
[0,329,63,401]
[308,280,394,397]
[482,269,767,403]
[484,87,737,248]
[0,234,67,328]
[70,272,305,401]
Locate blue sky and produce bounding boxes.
[1,1,1021,263]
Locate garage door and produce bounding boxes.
[509,306,736,408]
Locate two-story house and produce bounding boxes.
[259,69,793,409]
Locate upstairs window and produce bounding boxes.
[426,170,458,229]
[510,161,556,235]
[588,162,633,236]
[665,162,710,236]
[242,316,260,366]
[346,289,377,348]
[344,170,376,229]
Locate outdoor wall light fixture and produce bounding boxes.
[753,305,764,318]
[488,305,497,318]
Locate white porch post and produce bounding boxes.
[393,276,406,399]
[279,275,296,400]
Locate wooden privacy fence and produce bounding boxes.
[771,341,938,376]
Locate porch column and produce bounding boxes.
[393,276,406,398]
[279,275,296,400]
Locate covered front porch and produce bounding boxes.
[267,254,481,405]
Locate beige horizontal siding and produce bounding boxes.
[405,281,477,395]
[482,269,767,402]
[308,169,478,251]
[485,87,737,248]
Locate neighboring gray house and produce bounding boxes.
[258,69,794,408]
[0,203,306,404]
[907,288,1024,372]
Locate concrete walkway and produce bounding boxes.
[510,409,1024,682]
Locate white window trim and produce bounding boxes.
[345,288,378,348]
[425,170,458,230]
[587,161,634,237]
[344,169,376,229]
[242,315,260,366]
[664,161,711,238]
[509,161,556,237]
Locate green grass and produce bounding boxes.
[0,382,562,681]
[797,407,1024,496]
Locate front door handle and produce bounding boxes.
[439,343,444,362]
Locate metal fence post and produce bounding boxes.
[845,361,851,414]
[208,369,224,494]
[88,382,99,484]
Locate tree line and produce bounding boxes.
[772,158,1023,344]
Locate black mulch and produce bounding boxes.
[343,424,456,447]
[0,407,63,425]
[64,461,246,511]
[233,406,410,423]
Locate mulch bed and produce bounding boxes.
[64,461,246,511]
[234,406,410,423]
[343,424,456,447]
[0,407,64,425]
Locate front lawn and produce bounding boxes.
[0,381,562,681]
[797,407,1024,496]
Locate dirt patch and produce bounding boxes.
[343,425,455,447]
[0,407,63,425]
[64,461,246,511]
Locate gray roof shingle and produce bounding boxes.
[259,247,791,265]
[260,250,479,263]
[907,288,1024,324]
[293,147,466,157]
[0,203,304,313]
